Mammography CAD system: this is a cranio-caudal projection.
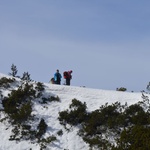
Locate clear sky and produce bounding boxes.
[1,0,150,92]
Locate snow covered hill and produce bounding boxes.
[0,73,149,150]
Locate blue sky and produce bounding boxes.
[1,0,150,92]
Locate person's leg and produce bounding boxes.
[66,79,69,85]
[68,79,70,85]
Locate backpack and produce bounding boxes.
[63,71,68,79]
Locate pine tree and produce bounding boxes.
[21,72,32,82]
[9,64,18,77]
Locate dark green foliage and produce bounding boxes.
[0,90,3,100]
[35,82,45,92]
[83,136,111,150]
[21,124,38,141]
[35,82,45,97]
[140,93,150,109]
[9,125,20,141]
[21,72,32,82]
[36,119,56,150]
[39,136,57,150]
[82,102,123,136]
[11,101,32,123]
[9,63,18,77]
[9,124,37,141]
[1,80,56,148]
[0,73,60,149]
[58,110,70,126]
[113,125,150,150]
[41,96,60,104]
[0,77,15,88]
[79,102,124,149]
[99,102,123,128]
[58,99,87,126]
[2,83,35,123]
[59,97,150,150]
[1,69,150,149]
[57,129,63,136]
[124,104,150,125]
[49,96,60,102]
[37,118,48,139]
[116,87,127,91]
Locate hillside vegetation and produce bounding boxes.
[0,66,150,150]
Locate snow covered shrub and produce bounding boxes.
[58,99,87,126]
[57,129,63,136]
[21,72,32,82]
[12,101,32,124]
[49,96,60,102]
[9,63,19,77]
[38,135,57,149]
[0,90,2,100]
[35,82,45,92]
[82,136,111,150]
[9,64,17,77]
[35,82,45,97]
[2,83,35,124]
[116,87,127,91]
[58,97,150,150]
[79,102,125,149]
[58,110,70,126]
[82,102,123,136]
[0,77,15,88]
[113,125,150,150]
[37,118,48,139]
[124,104,150,125]
[9,124,21,141]
[140,93,150,108]
[36,119,56,150]
[0,75,59,148]
[41,96,60,104]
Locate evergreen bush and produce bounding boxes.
[0,77,15,88]
[116,87,127,91]
[37,118,48,139]
[2,83,35,123]
[58,99,87,126]
[21,72,32,82]
[113,125,150,150]
[9,64,18,77]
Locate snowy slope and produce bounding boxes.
[0,73,148,150]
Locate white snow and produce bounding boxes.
[0,73,149,150]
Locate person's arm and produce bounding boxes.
[60,73,62,79]
[54,73,57,81]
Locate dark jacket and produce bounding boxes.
[54,72,62,84]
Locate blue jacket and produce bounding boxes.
[54,72,62,82]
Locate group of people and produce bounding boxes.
[50,69,73,86]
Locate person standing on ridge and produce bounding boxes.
[63,70,73,85]
[54,69,62,85]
